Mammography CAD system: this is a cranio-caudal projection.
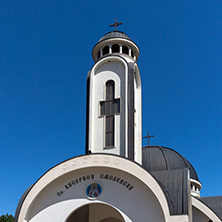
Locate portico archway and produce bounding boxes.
[100,218,122,222]
[66,203,125,222]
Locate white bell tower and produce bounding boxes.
[86,20,142,164]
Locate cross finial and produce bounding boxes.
[109,19,123,31]
[143,131,155,146]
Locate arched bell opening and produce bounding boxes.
[122,45,129,55]
[66,202,125,222]
[103,46,109,55]
[112,44,120,53]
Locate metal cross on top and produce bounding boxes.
[110,19,123,31]
[143,131,155,146]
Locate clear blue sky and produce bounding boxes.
[1,0,222,215]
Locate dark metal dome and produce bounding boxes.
[142,146,199,181]
[98,31,131,43]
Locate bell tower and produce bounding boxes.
[85,21,142,164]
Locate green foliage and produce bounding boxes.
[0,214,14,222]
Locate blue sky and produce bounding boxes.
[1,0,222,215]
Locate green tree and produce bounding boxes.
[0,214,14,222]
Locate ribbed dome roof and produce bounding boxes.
[98,31,131,43]
[142,146,199,181]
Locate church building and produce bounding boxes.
[15,21,222,222]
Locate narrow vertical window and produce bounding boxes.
[100,80,120,147]
[97,51,101,59]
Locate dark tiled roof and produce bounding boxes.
[98,31,131,43]
[152,168,189,215]
[201,196,222,219]
[142,146,199,181]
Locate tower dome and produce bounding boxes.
[92,31,140,62]
[98,31,131,42]
[142,146,202,198]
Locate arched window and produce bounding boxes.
[122,45,129,55]
[103,46,109,55]
[112,44,120,53]
[100,80,120,147]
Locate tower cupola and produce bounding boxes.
[92,31,140,62]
